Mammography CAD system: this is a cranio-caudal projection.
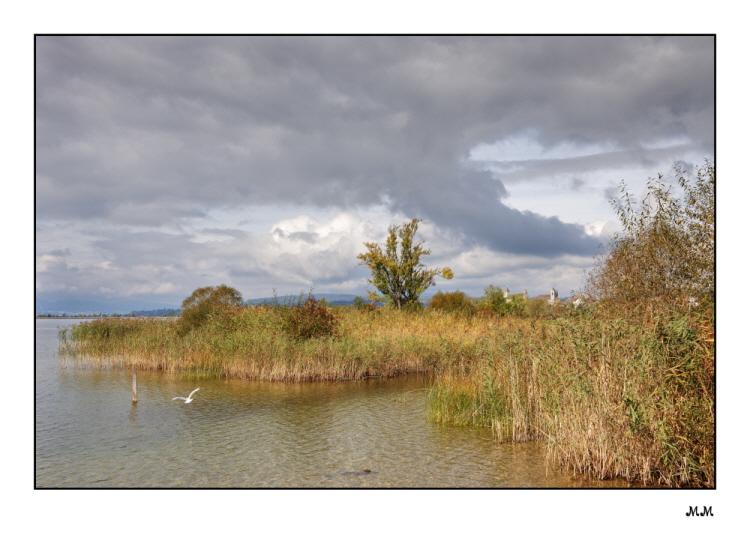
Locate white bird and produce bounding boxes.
[173,388,200,403]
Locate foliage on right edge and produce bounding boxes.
[584,160,714,312]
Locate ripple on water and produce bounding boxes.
[36,322,640,488]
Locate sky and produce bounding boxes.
[35,35,715,309]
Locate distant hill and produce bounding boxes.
[36,297,180,316]
[129,308,180,317]
[36,292,463,316]
[35,294,364,316]
[246,293,361,307]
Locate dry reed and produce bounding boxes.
[425,307,714,487]
[59,303,714,487]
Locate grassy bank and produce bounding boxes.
[58,303,714,487]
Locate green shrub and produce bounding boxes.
[177,284,244,336]
[353,295,379,312]
[478,285,527,316]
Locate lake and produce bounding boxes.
[36,318,636,488]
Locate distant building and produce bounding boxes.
[501,287,563,304]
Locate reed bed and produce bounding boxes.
[59,304,714,487]
[425,308,715,487]
[59,307,490,381]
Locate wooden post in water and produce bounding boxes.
[132,372,138,404]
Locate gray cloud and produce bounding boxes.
[35,35,714,305]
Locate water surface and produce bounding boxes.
[36,319,636,488]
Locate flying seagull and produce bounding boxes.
[173,388,200,403]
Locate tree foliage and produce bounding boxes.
[585,160,714,310]
[353,295,379,312]
[177,284,244,335]
[477,285,507,311]
[428,290,474,315]
[479,285,527,316]
[357,218,453,310]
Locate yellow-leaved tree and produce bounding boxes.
[357,218,453,310]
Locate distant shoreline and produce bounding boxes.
[36,315,178,320]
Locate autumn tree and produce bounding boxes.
[584,160,714,311]
[357,218,453,310]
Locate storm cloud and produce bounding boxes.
[35,35,714,307]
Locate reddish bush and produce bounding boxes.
[281,296,339,339]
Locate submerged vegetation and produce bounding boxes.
[58,161,714,487]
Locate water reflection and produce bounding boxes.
[36,319,637,488]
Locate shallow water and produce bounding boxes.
[36,319,637,488]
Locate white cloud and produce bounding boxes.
[584,220,620,238]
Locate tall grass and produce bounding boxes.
[59,303,713,487]
[59,307,489,381]
[425,307,714,487]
